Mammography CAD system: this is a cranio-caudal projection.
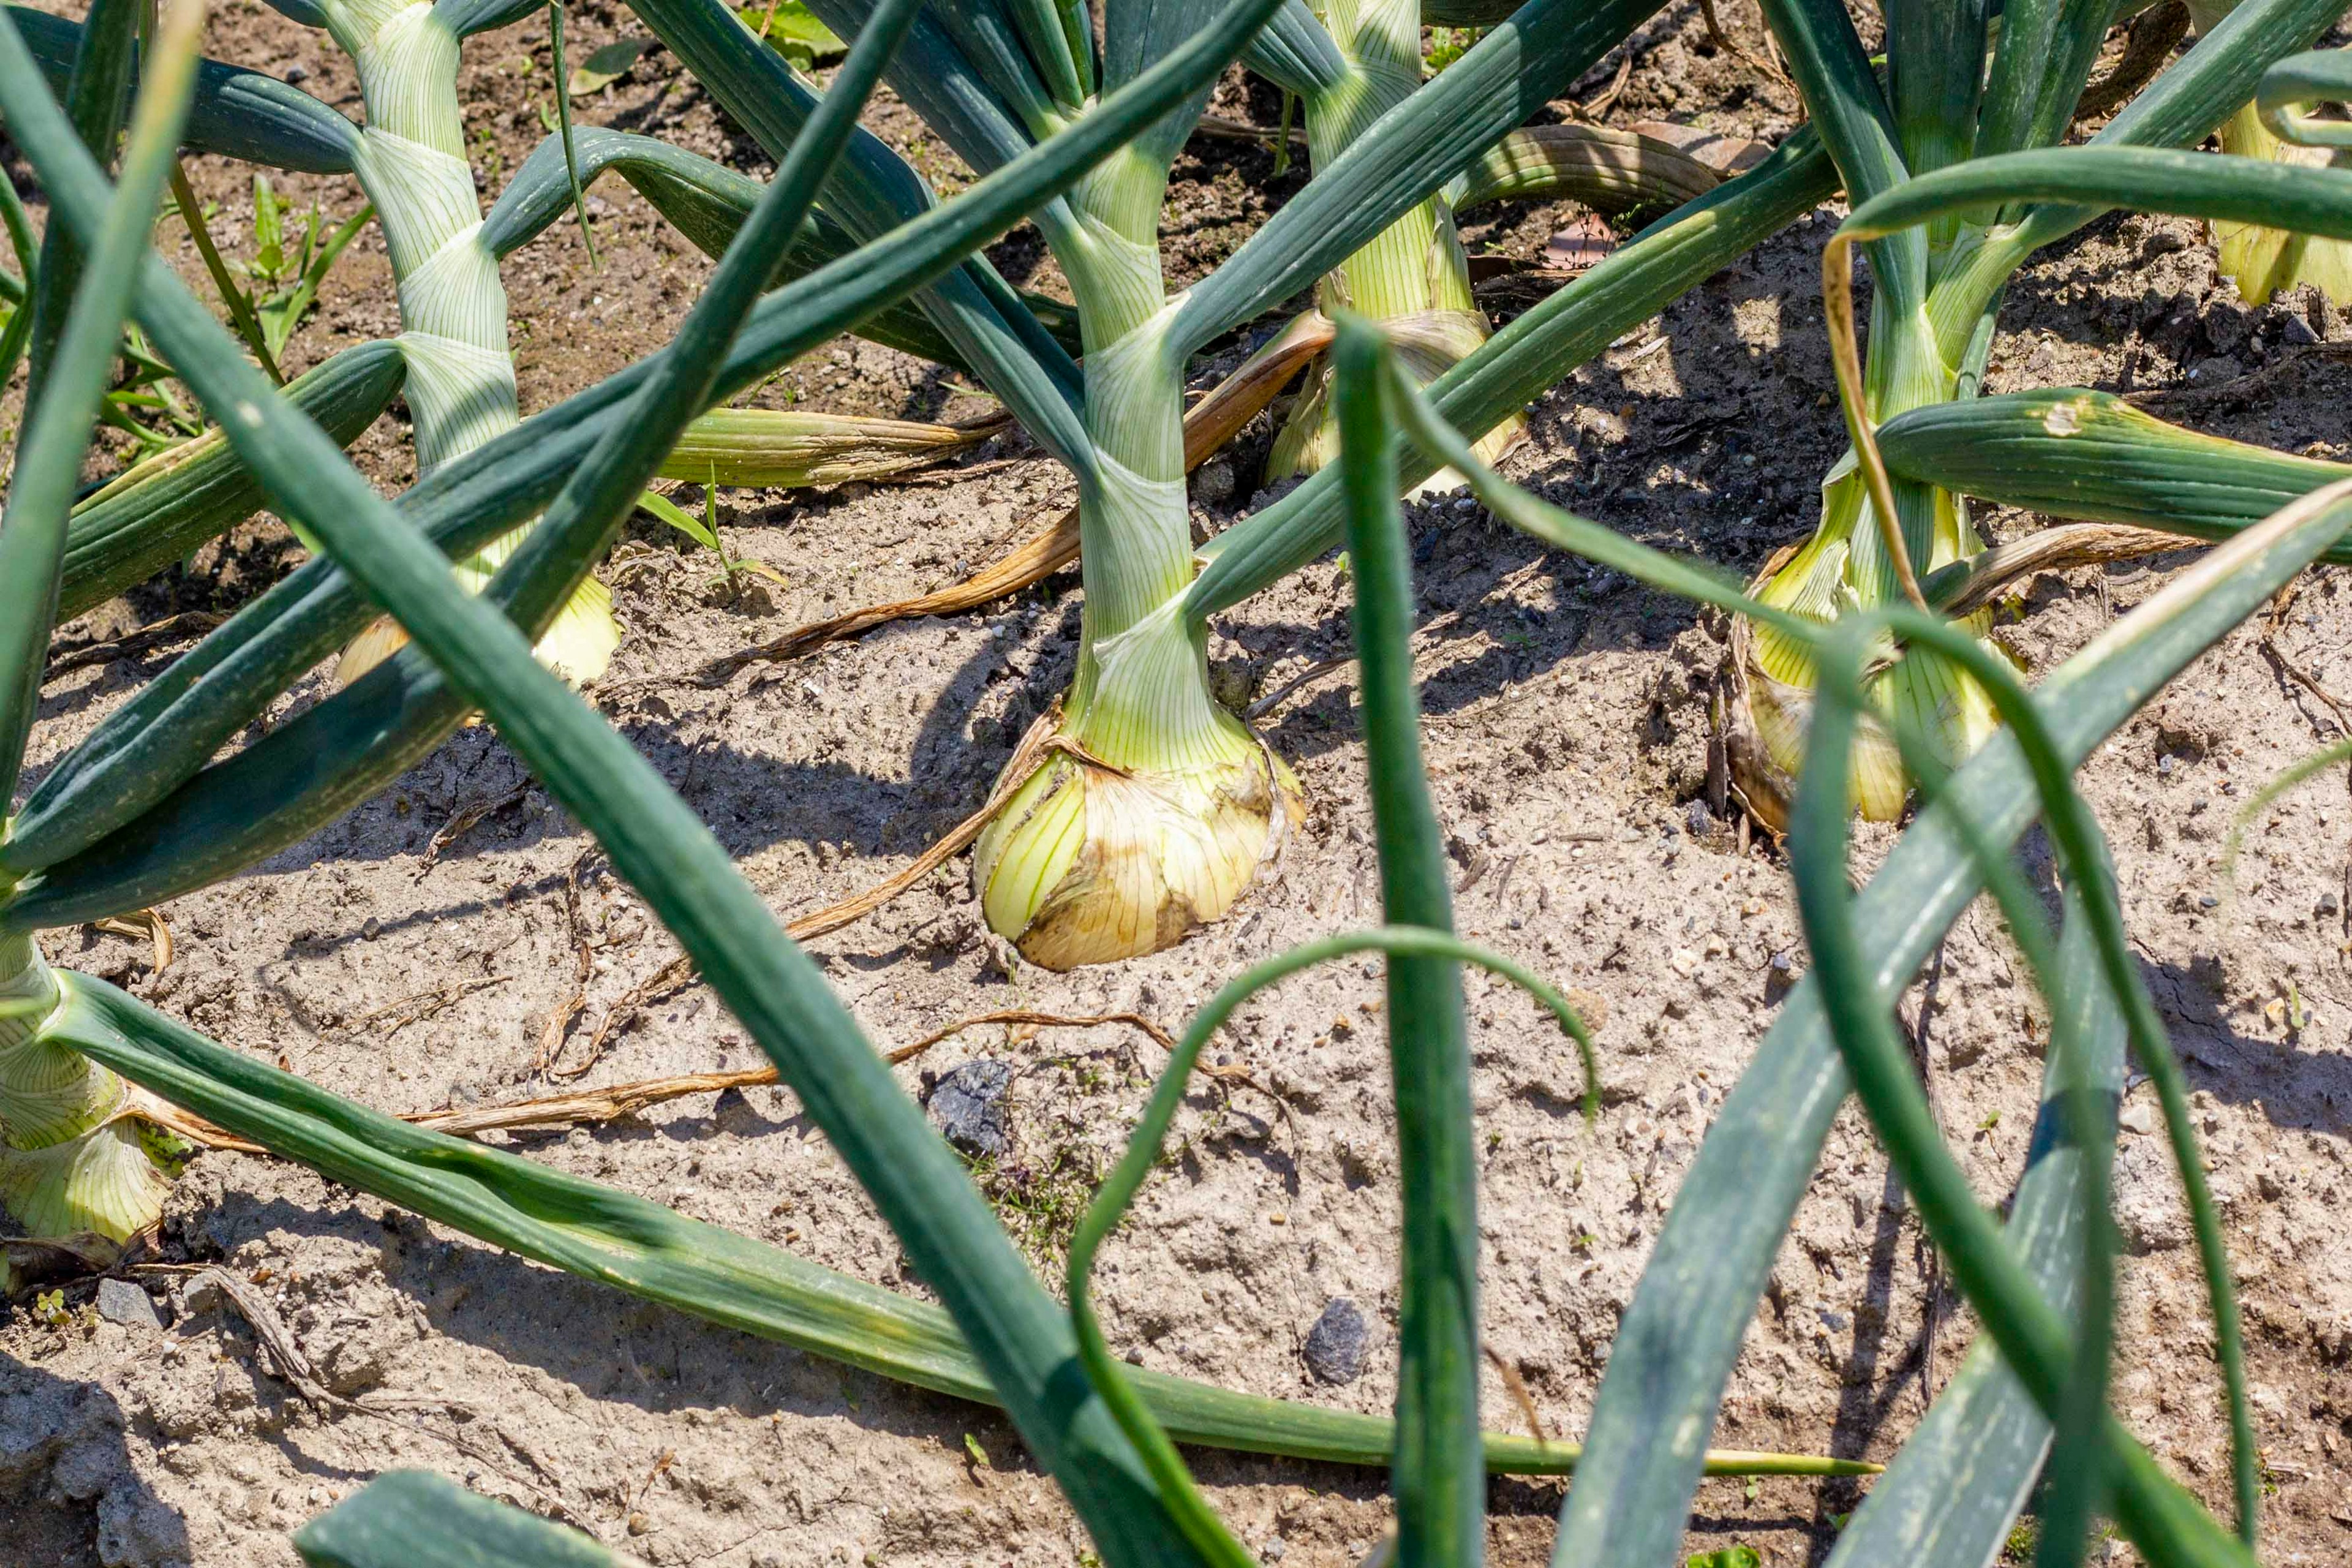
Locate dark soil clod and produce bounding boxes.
[1302,1298,1368,1385]
[927,1060,1014,1158]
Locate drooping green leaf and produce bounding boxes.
[5,6,361,174]
[295,1472,624,1568]
[1539,481,2349,1568]
[52,968,1853,1483]
[1877,388,2352,561]
[1823,878,2124,1568]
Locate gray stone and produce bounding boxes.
[1302,1297,1369,1385]
[927,1060,1013,1158]
[93,1278,160,1333]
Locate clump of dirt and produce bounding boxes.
[9,1,2352,1564]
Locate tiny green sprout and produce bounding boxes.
[33,1288,69,1327]
[963,1432,992,1469]
[1743,1475,1762,1502]
[1686,1547,1761,1568]
[1978,1109,2002,1133]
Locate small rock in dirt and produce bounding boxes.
[1302,1297,1369,1384]
[1684,798,1715,837]
[1191,458,1235,503]
[2117,1101,2158,1136]
[928,1060,1013,1158]
[94,1278,162,1333]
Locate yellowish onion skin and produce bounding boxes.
[973,728,1303,970]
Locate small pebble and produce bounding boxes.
[2117,1101,2158,1136]
[95,1278,162,1333]
[1303,1297,1369,1385]
[928,1060,1014,1158]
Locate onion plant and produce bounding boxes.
[10,0,2352,1561]
[1708,0,2347,824]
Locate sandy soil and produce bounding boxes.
[7,2,2352,1565]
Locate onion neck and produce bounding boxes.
[1048,148,1259,778]
[325,0,613,680]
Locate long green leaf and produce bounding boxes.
[1822,884,2125,1567]
[1757,0,1924,317]
[1853,144,2352,251]
[1335,315,1482,1568]
[1793,599,2263,1564]
[295,1472,626,1568]
[53,971,1858,1481]
[1878,387,2352,560]
[0,0,200,803]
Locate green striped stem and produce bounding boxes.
[1266,0,1509,488]
[1739,0,1999,823]
[320,0,616,684]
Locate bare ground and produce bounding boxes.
[7,2,2352,1564]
